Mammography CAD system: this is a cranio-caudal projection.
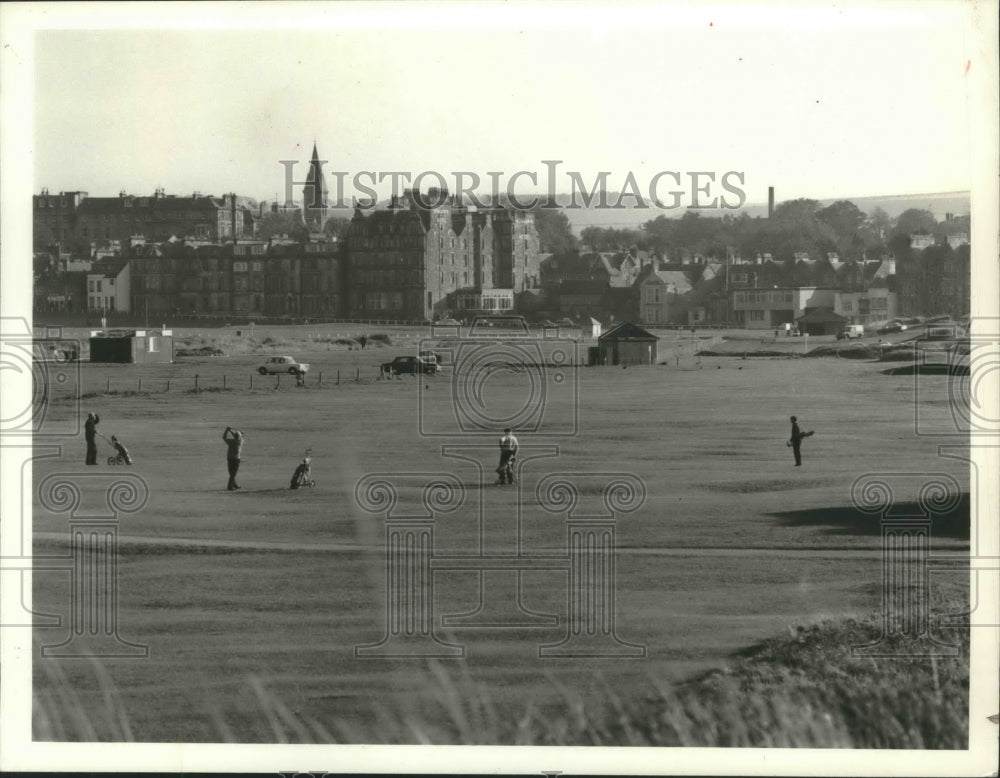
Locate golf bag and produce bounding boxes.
[290,449,315,489]
[495,455,516,485]
[103,433,132,466]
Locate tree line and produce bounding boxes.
[575,201,968,263]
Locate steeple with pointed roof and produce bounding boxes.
[302,142,329,230]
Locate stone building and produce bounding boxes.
[33,189,88,246]
[127,237,343,317]
[34,188,252,247]
[896,242,970,319]
[344,189,540,320]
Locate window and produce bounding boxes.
[365,292,388,310]
[750,310,765,321]
[251,261,263,272]
[88,280,95,292]
[96,280,102,292]
[233,261,248,272]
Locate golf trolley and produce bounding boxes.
[495,456,516,486]
[99,432,132,466]
[290,448,316,489]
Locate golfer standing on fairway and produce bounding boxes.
[788,415,814,467]
[223,426,243,490]
[497,427,518,485]
[84,412,100,465]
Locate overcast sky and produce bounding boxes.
[29,3,977,206]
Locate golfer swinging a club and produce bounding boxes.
[496,427,519,485]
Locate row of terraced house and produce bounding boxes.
[35,189,541,321]
[530,232,968,329]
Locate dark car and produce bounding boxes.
[876,322,905,335]
[382,355,439,375]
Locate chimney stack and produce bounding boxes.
[767,187,775,219]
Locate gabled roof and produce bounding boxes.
[599,321,658,342]
[795,307,848,323]
[641,269,694,294]
[88,257,128,277]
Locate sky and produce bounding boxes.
[25,2,979,208]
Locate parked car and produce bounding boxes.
[258,355,310,375]
[382,355,439,375]
[876,322,906,335]
[836,325,865,340]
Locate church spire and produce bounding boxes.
[302,141,329,230]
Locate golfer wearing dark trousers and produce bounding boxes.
[84,412,100,465]
[497,427,519,485]
[789,416,813,466]
[223,427,243,490]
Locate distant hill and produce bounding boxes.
[553,190,971,235]
[342,189,971,236]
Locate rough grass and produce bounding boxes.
[34,586,969,746]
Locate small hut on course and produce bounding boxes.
[796,308,848,336]
[592,321,658,366]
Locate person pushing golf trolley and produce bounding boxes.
[496,427,519,486]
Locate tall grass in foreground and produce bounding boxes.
[34,588,970,747]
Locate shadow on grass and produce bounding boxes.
[880,363,969,376]
[768,493,970,540]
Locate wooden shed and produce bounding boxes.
[89,329,174,364]
[593,321,658,366]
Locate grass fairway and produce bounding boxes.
[31,330,971,744]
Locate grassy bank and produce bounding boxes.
[35,583,969,747]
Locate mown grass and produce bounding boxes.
[34,584,970,747]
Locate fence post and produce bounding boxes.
[250,373,253,390]
[223,374,227,390]
[337,370,340,386]
[166,379,170,392]
[138,378,142,392]
[276,374,280,390]
[106,377,111,392]
[356,366,360,382]
[195,374,199,392]
[318,371,322,387]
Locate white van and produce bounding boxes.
[836,324,865,340]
